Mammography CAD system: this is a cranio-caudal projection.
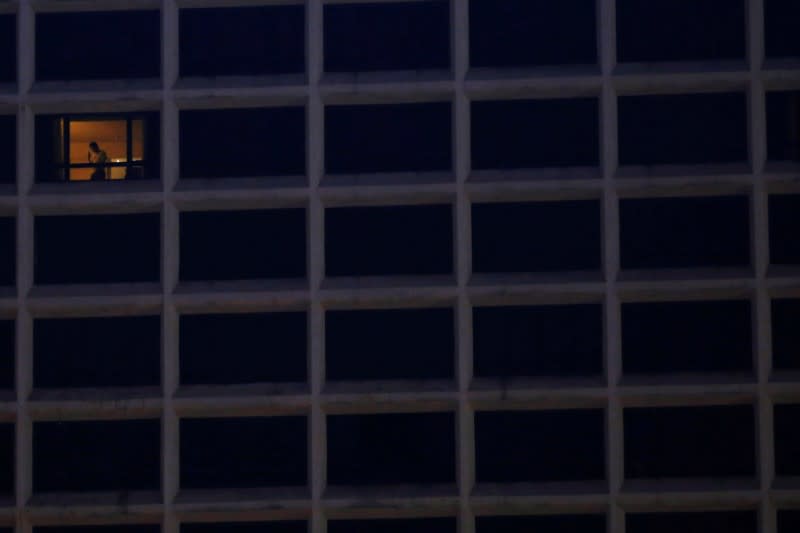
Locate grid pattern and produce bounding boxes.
[0,0,799,532]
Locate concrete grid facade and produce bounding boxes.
[0,0,799,532]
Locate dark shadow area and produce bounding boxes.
[325,103,451,174]
[473,305,603,378]
[34,213,160,285]
[0,217,14,286]
[772,299,800,370]
[471,98,599,169]
[624,405,755,478]
[324,1,449,72]
[765,0,800,58]
[617,0,745,62]
[327,412,454,485]
[180,416,307,489]
[36,11,160,81]
[325,205,452,277]
[180,107,305,179]
[475,410,605,483]
[767,91,800,161]
[329,518,456,533]
[0,423,11,494]
[769,194,800,265]
[0,114,15,185]
[34,315,160,388]
[180,5,304,77]
[618,93,747,165]
[627,511,756,533]
[180,209,306,281]
[33,419,160,492]
[182,523,307,533]
[180,312,307,385]
[622,300,752,375]
[620,196,750,269]
[778,510,800,533]
[470,0,596,68]
[0,320,12,389]
[472,201,601,273]
[775,404,800,476]
[36,527,159,533]
[0,14,15,83]
[326,307,454,381]
[476,514,606,533]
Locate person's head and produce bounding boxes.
[89,141,100,153]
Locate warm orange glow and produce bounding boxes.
[66,119,143,180]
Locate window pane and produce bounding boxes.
[325,205,453,276]
[326,307,454,381]
[180,416,307,489]
[620,196,750,269]
[617,0,745,62]
[325,1,449,72]
[472,201,601,273]
[36,11,160,81]
[33,419,160,492]
[618,93,748,165]
[765,0,800,58]
[0,423,11,494]
[34,213,160,284]
[769,194,800,265]
[329,519,456,533]
[180,312,307,385]
[627,512,757,533]
[0,320,12,389]
[0,15,15,83]
[327,412,455,485]
[325,103,451,174]
[471,99,599,169]
[476,515,606,533]
[0,115,14,184]
[622,300,752,374]
[778,510,800,533]
[69,119,127,181]
[180,5,304,77]
[180,107,305,179]
[0,216,13,286]
[624,405,755,478]
[772,299,800,370]
[34,316,160,388]
[182,523,306,533]
[180,209,306,281]
[473,305,603,378]
[36,527,159,533]
[470,0,597,67]
[775,404,800,476]
[766,91,800,162]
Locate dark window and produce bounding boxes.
[617,0,745,62]
[0,114,14,184]
[766,91,800,162]
[180,416,307,489]
[182,523,306,533]
[36,527,160,533]
[0,15,15,83]
[36,11,160,81]
[0,320,12,389]
[622,300,752,374]
[325,103,451,174]
[327,412,455,485]
[773,299,800,370]
[473,305,603,378]
[469,0,597,67]
[778,510,800,533]
[624,405,755,479]
[765,0,800,58]
[35,113,161,182]
[620,196,750,269]
[33,419,160,492]
[180,209,306,281]
[476,515,606,533]
[472,201,601,273]
[0,216,13,286]
[329,519,456,533]
[325,205,452,277]
[471,99,599,169]
[34,213,160,284]
[475,410,605,483]
[325,1,449,72]
[180,5,304,77]
[35,315,160,388]
[326,307,454,381]
[775,404,800,476]
[627,511,757,533]
[180,312,307,385]
[618,93,748,165]
[180,107,305,179]
[770,194,800,265]
[0,423,11,494]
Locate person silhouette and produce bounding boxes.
[88,141,108,181]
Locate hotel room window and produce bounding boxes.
[0,14,15,83]
[0,320,12,390]
[0,114,14,185]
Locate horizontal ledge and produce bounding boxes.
[27,491,162,518]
